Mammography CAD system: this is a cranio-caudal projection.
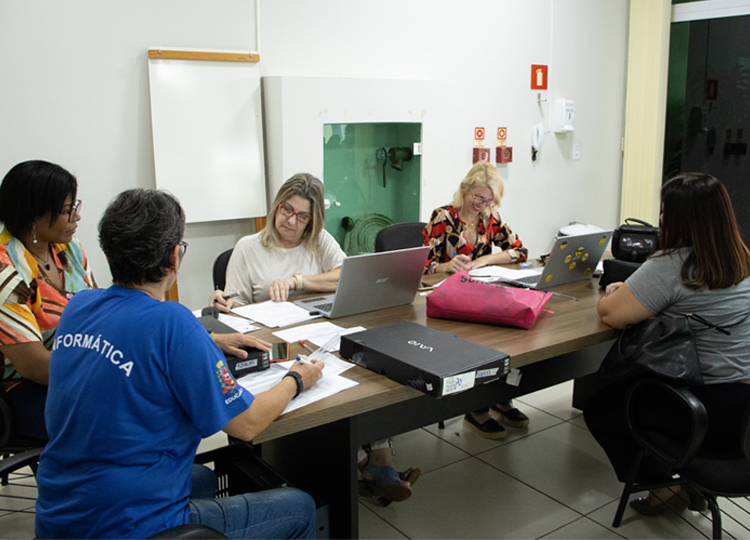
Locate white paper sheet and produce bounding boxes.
[236,360,358,415]
[469,266,542,281]
[231,301,322,328]
[192,311,259,333]
[272,322,345,344]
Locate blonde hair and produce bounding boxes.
[452,161,504,216]
[260,173,326,255]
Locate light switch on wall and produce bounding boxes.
[573,144,581,160]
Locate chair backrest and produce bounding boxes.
[624,377,708,469]
[374,222,426,253]
[212,249,234,291]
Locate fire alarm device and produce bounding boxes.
[496,146,513,163]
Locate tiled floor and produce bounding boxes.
[2,381,748,539]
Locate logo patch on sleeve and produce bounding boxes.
[215,360,238,395]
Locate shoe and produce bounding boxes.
[629,488,689,516]
[684,486,708,512]
[358,463,413,502]
[376,468,421,507]
[462,413,507,439]
[490,405,530,428]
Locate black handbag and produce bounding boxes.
[598,314,730,386]
[612,218,659,263]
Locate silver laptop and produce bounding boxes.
[294,246,430,318]
[472,230,613,289]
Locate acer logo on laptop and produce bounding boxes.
[408,340,433,352]
[375,277,389,284]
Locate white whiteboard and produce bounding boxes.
[148,54,266,223]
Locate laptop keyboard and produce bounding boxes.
[516,275,540,286]
[312,302,333,312]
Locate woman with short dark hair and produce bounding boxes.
[586,173,750,517]
[36,188,323,539]
[0,160,95,440]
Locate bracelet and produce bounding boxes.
[283,371,304,399]
[293,274,304,291]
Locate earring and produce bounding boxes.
[32,223,37,244]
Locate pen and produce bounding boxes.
[295,354,314,365]
[211,291,241,303]
[543,290,579,301]
[299,340,315,354]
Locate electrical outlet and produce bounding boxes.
[573,144,581,161]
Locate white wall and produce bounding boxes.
[0,0,629,309]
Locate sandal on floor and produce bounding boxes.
[359,463,412,503]
[683,485,708,512]
[629,488,689,516]
[489,405,530,428]
[463,413,507,439]
[377,468,421,507]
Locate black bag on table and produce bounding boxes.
[598,259,642,289]
[611,218,659,263]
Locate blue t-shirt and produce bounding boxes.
[35,286,254,539]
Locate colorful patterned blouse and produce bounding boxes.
[422,205,528,274]
[0,229,95,386]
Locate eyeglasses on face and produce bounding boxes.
[178,241,188,259]
[469,188,493,207]
[63,199,82,222]
[279,203,312,224]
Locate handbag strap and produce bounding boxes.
[684,313,733,335]
[624,218,654,228]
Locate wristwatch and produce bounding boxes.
[293,274,304,291]
[283,370,303,398]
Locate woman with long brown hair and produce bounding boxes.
[586,173,750,517]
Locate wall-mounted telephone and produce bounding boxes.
[531,123,544,161]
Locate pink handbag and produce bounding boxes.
[426,270,552,330]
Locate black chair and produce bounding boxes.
[374,222,426,252]
[0,391,46,485]
[212,248,234,291]
[613,377,750,539]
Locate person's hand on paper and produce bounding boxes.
[212,333,271,358]
[440,254,471,274]
[269,277,297,302]
[209,290,234,313]
[467,255,492,270]
[289,359,325,391]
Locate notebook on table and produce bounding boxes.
[470,230,613,289]
[294,246,430,318]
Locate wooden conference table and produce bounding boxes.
[248,276,618,539]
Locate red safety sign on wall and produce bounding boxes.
[497,127,507,146]
[474,127,485,147]
[531,64,548,90]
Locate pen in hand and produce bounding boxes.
[211,291,241,304]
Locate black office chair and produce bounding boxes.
[374,222,427,252]
[0,391,46,485]
[212,249,234,291]
[613,377,750,539]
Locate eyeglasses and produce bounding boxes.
[469,188,494,207]
[279,203,312,224]
[178,241,188,259]
[63,199,82,222]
